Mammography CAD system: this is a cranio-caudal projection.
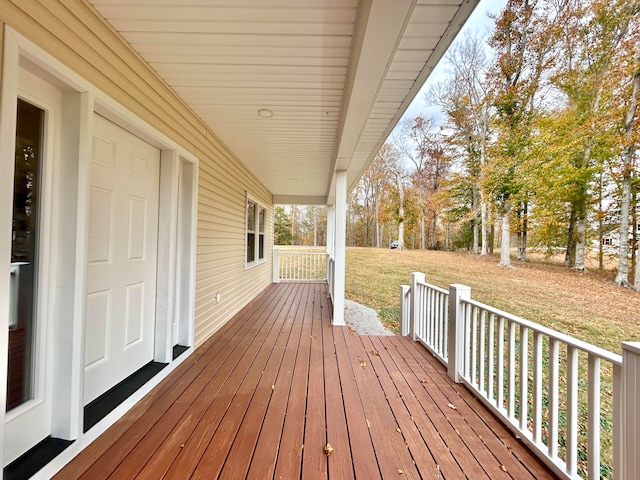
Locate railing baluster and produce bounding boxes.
[508,320,516,420]
[498,316,505,412]
[533,331,543,444]
[587,354,600,480]
[566,345,579,477]
[548,338,559,459]
[464,302,471,379]
[488,313,495,404]
[479,307,486,394]
[519,326,529,432]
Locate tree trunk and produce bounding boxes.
[375,202,380,248]
[472,186,479,254]
[480,199,488,256]
[516,201,527,261]
[598,172,604,270]
[574,207,587,271]
[565,207,577,267]
[420,215,425,250]
[489,223,495,255]
[615,171,632,285]
[398,174,405,250]
[615,50,640,286]
[499,199,512,267]
[635,243,640,291]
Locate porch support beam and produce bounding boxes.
[332,171,347,326]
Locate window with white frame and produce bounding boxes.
[246,196,266,266]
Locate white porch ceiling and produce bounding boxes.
[88,0,479,205]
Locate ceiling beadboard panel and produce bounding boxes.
[89,0,477,202]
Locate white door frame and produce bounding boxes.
[0,27,198,468]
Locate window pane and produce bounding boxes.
[259,208,265,233]
[247,233,255,263]
[259,234,265,260]
[8,99,44,411]
[247,201,256,231]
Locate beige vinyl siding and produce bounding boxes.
[0,1,274,348]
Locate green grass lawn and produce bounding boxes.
[345,247,640,353]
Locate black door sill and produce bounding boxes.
[83,360,167,432]
[4,437,73,480]
[172,344,189,360]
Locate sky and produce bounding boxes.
[399,0,508,126]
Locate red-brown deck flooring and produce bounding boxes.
[56,282,557,479]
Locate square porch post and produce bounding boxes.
[332,171,347,326]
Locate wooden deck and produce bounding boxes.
[55,282,557,479]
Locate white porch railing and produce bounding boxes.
[400,272,639,480]
[272,248,328,282]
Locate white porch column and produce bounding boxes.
[332,171,347,326]
[326,205,335,256]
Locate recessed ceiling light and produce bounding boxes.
[257,108,273,118]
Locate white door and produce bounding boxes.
[84,114,160,404]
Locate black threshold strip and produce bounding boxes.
[4,437,73,480]
[173,344,189,360]
[84,360,167,432]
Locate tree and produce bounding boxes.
[486,0,557,267]
[610,0,640,286]
[378,142,409,249]
[274,205,292,245]
[429,32,493,255]
[396,115,451,249]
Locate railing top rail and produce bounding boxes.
[278,251,328,256]
[462,297,622,365]
[416,280,448,296]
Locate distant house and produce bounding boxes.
[0,0,479,472]
[597,223,640,253]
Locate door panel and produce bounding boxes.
[84,114,160,404]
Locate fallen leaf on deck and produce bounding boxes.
[324,444,334,456]
[366,419,371,428]
[272,385,275,390]
[359,358,368,367]
[447,403,456,410]
[370,350,379,356]
[501,465,507,472]
[396,427,401,433]
[397,469,404,474]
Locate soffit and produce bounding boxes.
[88,0,478,205]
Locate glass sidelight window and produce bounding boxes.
[7,99,44,411]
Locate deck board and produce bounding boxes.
[55,282,558,480]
